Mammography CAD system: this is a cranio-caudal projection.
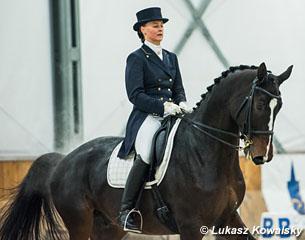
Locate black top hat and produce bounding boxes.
[133,7,169,31]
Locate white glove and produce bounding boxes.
[163,102,182,116]
[179,101,193,113]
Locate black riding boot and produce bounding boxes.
[118,154,150,233]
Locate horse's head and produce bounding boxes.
[233,63,293,165]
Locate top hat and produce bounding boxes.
[133,7,169,31]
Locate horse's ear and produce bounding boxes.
[257,62,267,82]
[277,65,293,85]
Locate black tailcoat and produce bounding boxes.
[117,44,186,158]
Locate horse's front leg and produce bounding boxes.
[177,216,206,240]
[179,225,205,240]
[214,211,256,240]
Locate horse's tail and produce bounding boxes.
[0,152,65,240]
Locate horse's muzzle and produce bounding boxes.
[248,136,274,164]
[252,156,265,165]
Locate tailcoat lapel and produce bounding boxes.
[141,44,173,78]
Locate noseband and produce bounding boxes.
[178,76,282,151]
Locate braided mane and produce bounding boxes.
[194,65,260,110]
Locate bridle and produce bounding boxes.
[178,76,282,151]
[177,76,282,151]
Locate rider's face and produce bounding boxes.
[140,20,164,45]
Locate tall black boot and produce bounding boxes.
[118,154,150,233]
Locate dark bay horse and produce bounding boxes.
[0,63,293,240]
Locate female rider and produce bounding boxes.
[117,7,192,233]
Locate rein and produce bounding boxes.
[177,77,282,151]
[177,115,243,150]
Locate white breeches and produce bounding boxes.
[134,115,163,164]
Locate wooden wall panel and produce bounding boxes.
[239,156,261,191]
[239,156,267,228]
[0,160,33,199]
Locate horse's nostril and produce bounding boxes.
[253,156,265,165]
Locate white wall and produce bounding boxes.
[0,0,54,156]
[204,0,305,152]
[80,0,305,152]
[1,0,304,156]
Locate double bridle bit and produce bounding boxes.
[178,77,282,151]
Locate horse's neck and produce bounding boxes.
[192,90,239,140]
[179,87,240,170]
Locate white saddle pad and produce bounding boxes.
[107,118,181,189]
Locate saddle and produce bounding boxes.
[149,115,177,180]
[145,115,179,233]
[107,115,180,233]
